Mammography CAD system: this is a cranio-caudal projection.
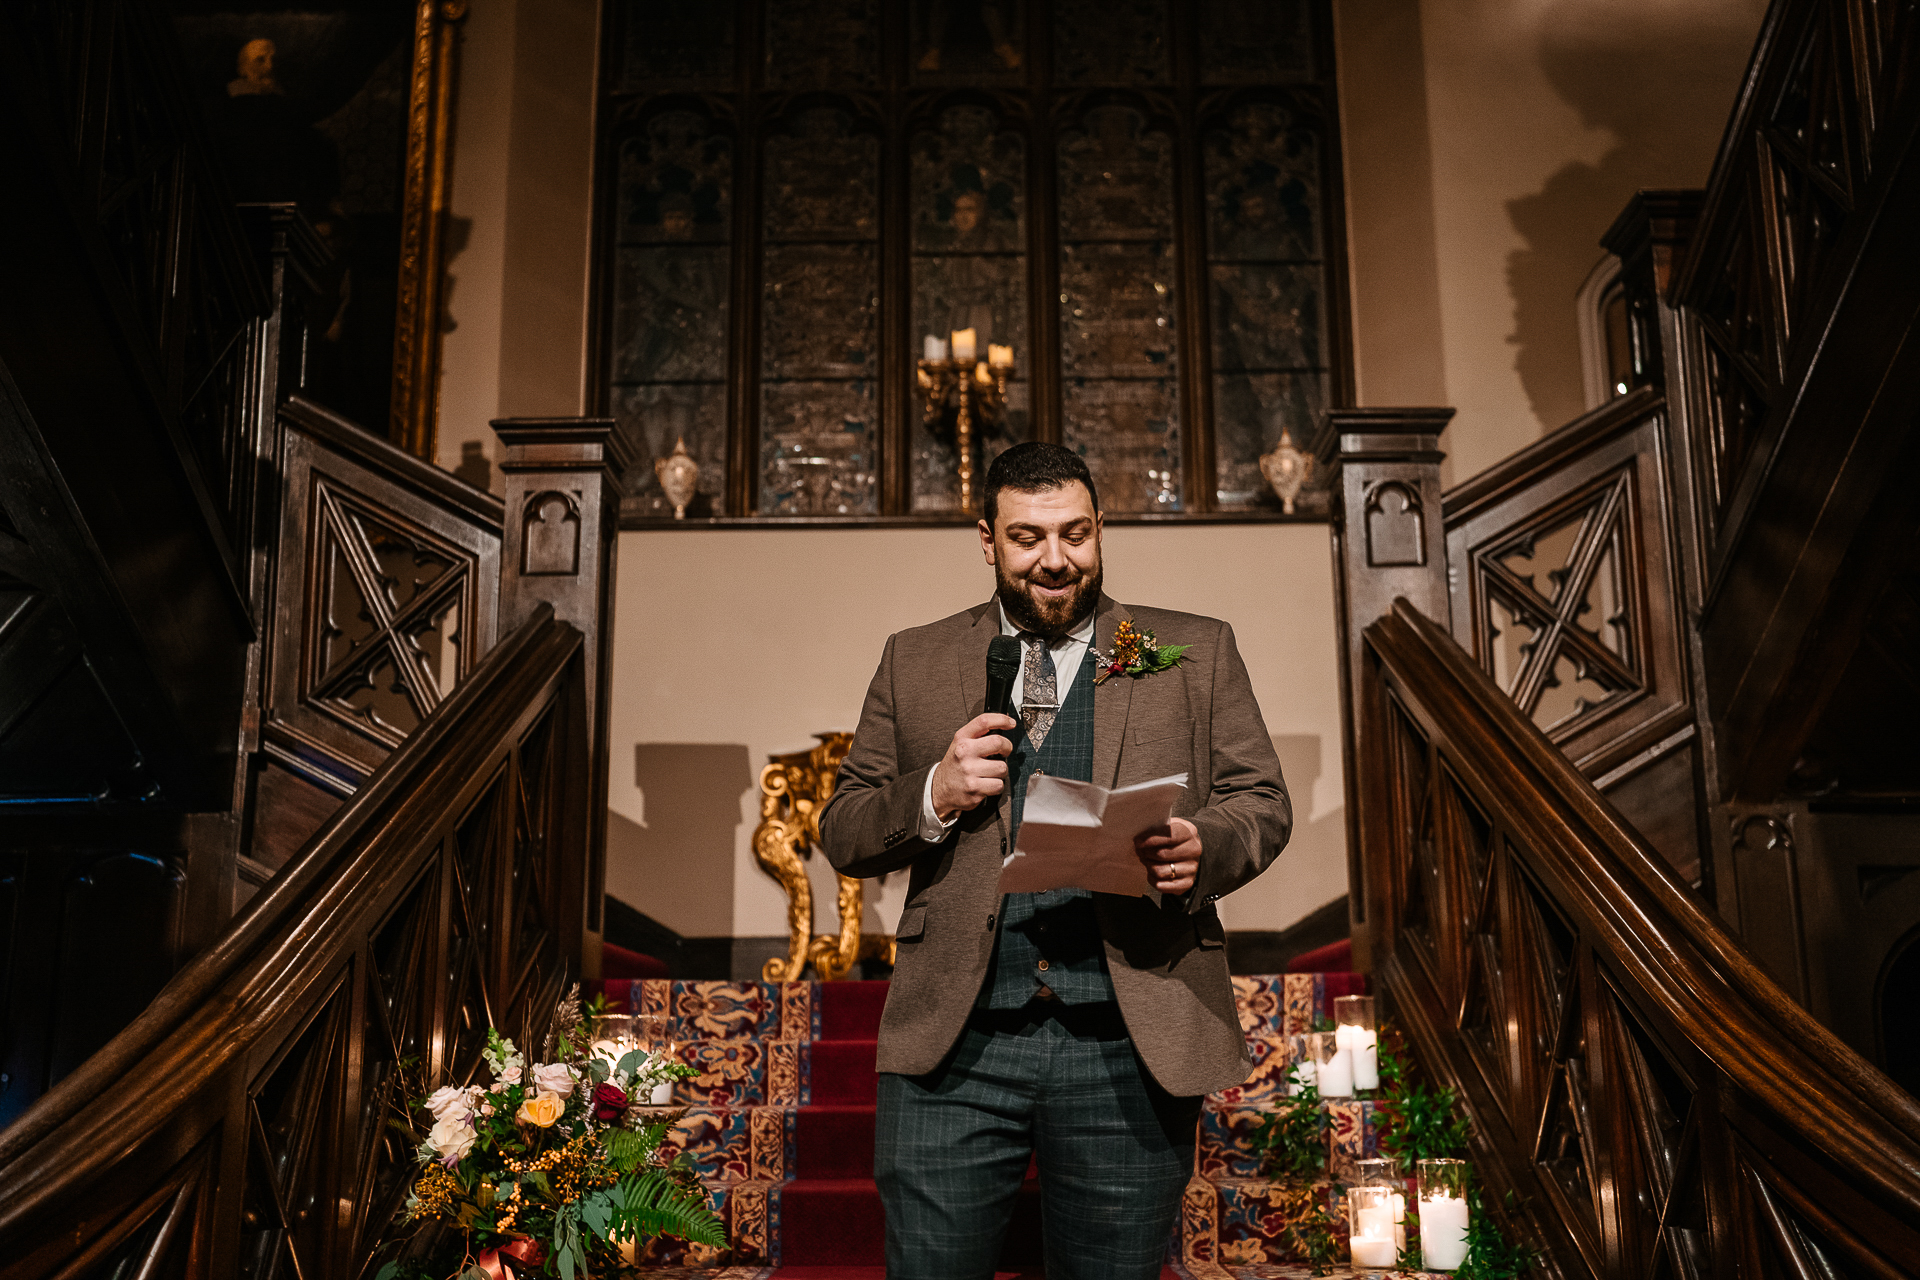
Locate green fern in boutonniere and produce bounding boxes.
[1092,620,1191,685]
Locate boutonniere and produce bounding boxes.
[1092,620,1191,685]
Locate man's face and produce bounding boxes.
[979,482,1103,636]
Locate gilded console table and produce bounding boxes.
[752,732,897,981]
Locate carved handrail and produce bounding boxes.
[0,605,588,1277]
[754,732,896,981]
[1357,597,1920,1279]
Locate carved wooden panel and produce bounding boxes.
[1444,392,1694,817]
[0,614,586,1279]
[266,399,500,795]
[1358,604,1920,1280]
[1673,0,1920,563]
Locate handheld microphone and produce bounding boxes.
[985,635,1022,725]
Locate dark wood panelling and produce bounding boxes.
[263,397,502,796]
[1442,389,1701,880]
[0,608,588,1277]
[247,760,343,876]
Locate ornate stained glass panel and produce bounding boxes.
[611,109,733,514]
[617,2,736,93]
[1205,98,1332,512]
[1054,0,1171,85]
[765,0,880,88]
[597,0,1346,522]
[910,104,1030,513]
[758,104,882,513]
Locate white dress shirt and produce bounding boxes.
[918,603,1098,840]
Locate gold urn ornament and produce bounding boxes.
[654,437,700,519]
[1259,428,1314,514]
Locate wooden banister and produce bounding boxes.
[0,604,589,1277]
[1358,596,1920,1279]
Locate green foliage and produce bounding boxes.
[1379,1076,1470,1163]
[1254,1082,1328,1183]
[611,1167,728,1249]
[1286,1198,1344,1277]
[1458,1188,1538,1280]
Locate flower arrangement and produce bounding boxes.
[1092,620,1190,685]
[376,989,725,1279]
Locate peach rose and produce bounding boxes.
[516,1092,566,1128]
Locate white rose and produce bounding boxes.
[531,1062,576,1097]
[428,1114,476,1165]
[424,1085,468,1123]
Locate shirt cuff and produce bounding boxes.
[918,767,959,842]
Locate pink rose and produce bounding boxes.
[531,1062,576,1097]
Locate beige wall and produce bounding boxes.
[435,0,1769,947]
[605,524,1349,939]
[437,0,598,491]
[1337,0,1765,483]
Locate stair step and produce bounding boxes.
[806,1039,878,1104]
[794,1104,876,1179]
[819,979,889,1039]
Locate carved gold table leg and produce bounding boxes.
[753,733,883,982]
[754,764,815,982]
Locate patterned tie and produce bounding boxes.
[1020,632,1059,750]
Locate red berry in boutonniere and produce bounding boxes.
[1092,622,1192,685]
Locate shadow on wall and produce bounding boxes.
[1506,0,1765,431]
[605,743,754,938]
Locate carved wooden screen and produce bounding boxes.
[265,397,502,797]
[1442,389,1700,878]
[594,0,1350,521]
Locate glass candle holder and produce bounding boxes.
[1354,1157,1407,1250]
[1285,1032,1319,1095]
[590,1013,636,1063]
[1310,1029,1354,1097]
[1417,1158,1472,1271]
[1346,1184,1401,1273]
[1333,994,1379,1090]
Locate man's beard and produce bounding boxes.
[996,559,1103,638]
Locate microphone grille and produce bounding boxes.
[986,635,1023,678]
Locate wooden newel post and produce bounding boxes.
[1323,409,1453,973]
[493,418,632,979]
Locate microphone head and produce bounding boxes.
[986,635,1023,680]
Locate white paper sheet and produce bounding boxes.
[997,772,1189,896]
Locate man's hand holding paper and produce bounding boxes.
[997,772,1193,897]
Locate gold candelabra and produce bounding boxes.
[917,330,1014,512]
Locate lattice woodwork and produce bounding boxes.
[1356,601,1920,1280]
[265,397,502,795]
[0,608,587,1279]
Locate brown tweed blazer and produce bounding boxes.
[819,593,1292,1097]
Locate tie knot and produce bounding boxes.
[1020,631,1049,651]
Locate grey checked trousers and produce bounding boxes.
[873,1005,1200,1280]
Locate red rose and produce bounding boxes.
[592,1082,629,1122]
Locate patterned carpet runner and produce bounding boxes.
[598,971,1379,1279]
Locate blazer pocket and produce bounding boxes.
[895,903,928,942]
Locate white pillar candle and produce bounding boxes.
[924,334,947,361]
[1288,1057,1317,1096]
[951,327,976,361]
[1318,1046,1355,1097]
[1354,1030,1379,1089]
[988,342,1014,367]
[1421,1193,1471,1270]
[1350,1234,1398,1269]
[1393,1191,1407,1251]
[649,1080,674,1105]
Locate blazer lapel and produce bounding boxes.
[957,599,998,720]
[1091,595,1132,789]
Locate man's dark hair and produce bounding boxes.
[982,442,1101,528]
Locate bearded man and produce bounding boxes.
[820,442,1292,1280]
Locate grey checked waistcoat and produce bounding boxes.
[977,647,1116,1008]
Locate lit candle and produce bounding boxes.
[1347,1186,1400,1271]
[974,360,992,384]
[1318,1039,1354,1097]
[1336,1023,1380,1090]
[988,342,1013,367]
[951,327,976,362]
[1350,1234,1398,1269]
[924,334,948,362]
[1421,1193,1471,1270]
